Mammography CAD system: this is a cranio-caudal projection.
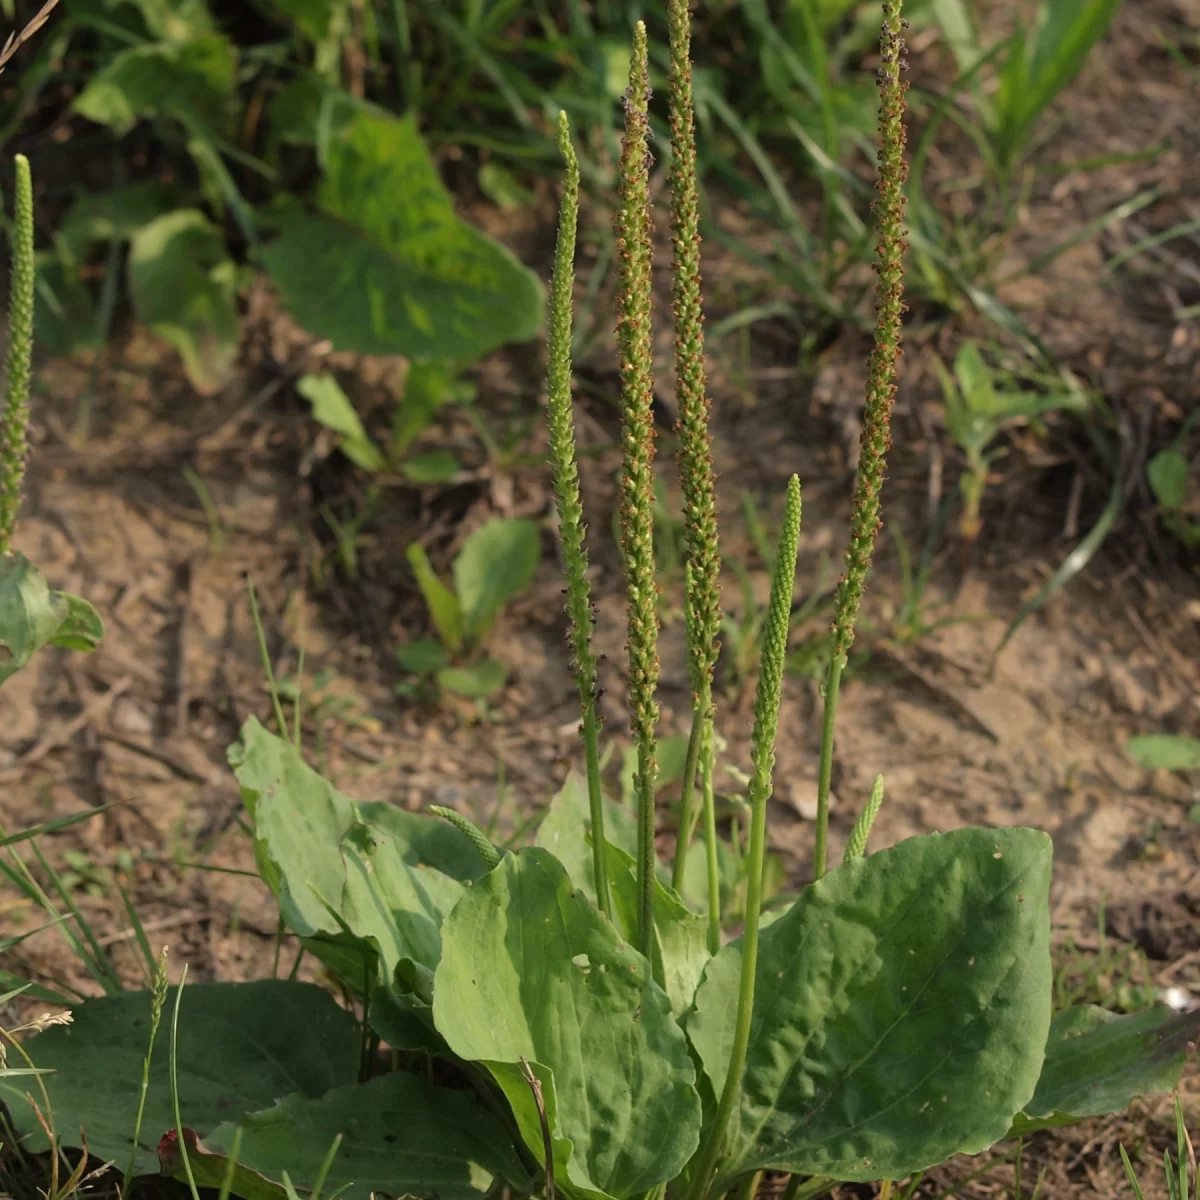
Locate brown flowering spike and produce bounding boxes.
[614,20,660,955]
[814,0,909,879]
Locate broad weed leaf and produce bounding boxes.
[297,372,386,471]
[433,849,703,1200]
[128,209,239,394]
[261,106,544,360]
[687,826,1052,1186]
[1010,1004,1200,1136]
[0,981,359,1174]
[0,554,102,686]
[228,718,485,991]
[206,1072,531,1200]
[453,517,540,638]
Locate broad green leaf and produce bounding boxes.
[1127,733,1200,773]
[1147,449,1190,511]
[535,770,641,900]
[396,637,450,675]
[1010,1005,1200,1136]
[433,849,703,1199]
[454,518,540,638]
[437,659,506,697]
[605,842,709,1020]
[687,827,1053,1186]
[118,0,217,42]
[261,107,543,360]
[229,718,478,989]
[296,373,386,471]
[0,981,359,1174]
[128,210,239,394]
[207,1072,530,1200]
[406,544,464,653]
[158,1128,287,1200]
[73,35,237,137]
[0,555,102,686]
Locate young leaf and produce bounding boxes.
[1127,733,1200,772]
[296,374,386,472]
[453,518,540,638]
[0,554,102,686]
[437,659,507,698]
[406,544,465,653]
[204,1072,531,1200]
[0,981,359,1174]
[1010,1005,1200,1136]
[686,826,1053,1187]
[261,107,544,360]
[127,209,239,394]
[433,848,703,1199]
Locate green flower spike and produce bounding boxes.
[0,154,34,553]
[615,21,661,957]
[690,474,801,1200]
[547,110,612,918]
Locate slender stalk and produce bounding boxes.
[689,477,801,1200]
[667,0,722,895]
[0,154,34,554]
[547,111,611,918]
[125,947,170,1184]
[614,22,660,956]
[814,0,909,880]
[701,721,720,955]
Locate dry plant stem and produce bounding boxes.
[814,0,908,880]
[547,111,611,917]
[0,155,33,553]
[690,477,801,1200]
[667,0,722,895]
[615,21,660,955]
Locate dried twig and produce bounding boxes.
[0,0,61,77]
[519,1056,554,1200]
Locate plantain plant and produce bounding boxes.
[0,154,103,686]
[3,6,1198,1200]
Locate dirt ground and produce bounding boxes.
[1,0,1199,1196]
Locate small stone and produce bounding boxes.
[110,697,154,737]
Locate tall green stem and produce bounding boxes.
[0,155,34,554]
[547,112,611,918]
[814,0,908,879]
[667,0,721,895]
[701,722,720,955]
[689,477,801,1200]
[614,22,660,956]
